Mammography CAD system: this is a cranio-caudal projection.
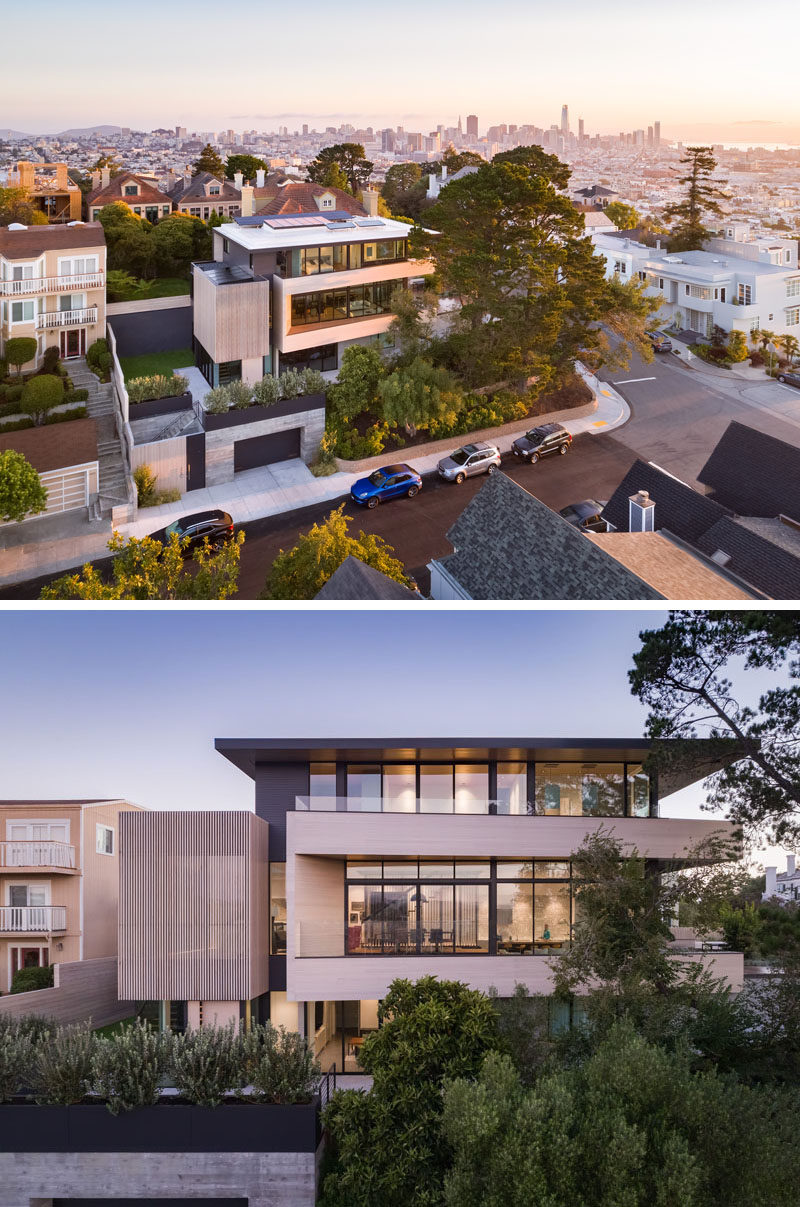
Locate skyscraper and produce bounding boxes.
[578,117,585,142]
[561,105,569,136]
[654,121,661,148]
[466,114,479,139]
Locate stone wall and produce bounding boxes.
[204,406,325,486]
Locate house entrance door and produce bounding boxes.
[60,329,85,358]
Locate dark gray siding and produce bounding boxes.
[254,762,308,861]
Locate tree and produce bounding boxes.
[492,144,570,189]
[0,449,47,522]
[0,186,49,226]
[41,531,244,600]
[387,287,436,361]
[604,200,641,230]
[4,336,38,376]
[779,333,800,365]
[192,143,226,177]
[263,504,409,599]
[378,357,464,437]
[727,330,749,362]
[328,345,384,421]
[320,977,501,1207]
[382,162,424,216]
[663,146,729,251]
[90,154,122,177]
[225,154,268,182]
[307,143,373,194]
[441,1026,797,1207]
[629,611,800,845]
[21,373,63,425]
[151,213,210,275]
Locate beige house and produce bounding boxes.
[0,223,106,365]
[6,161,82,223]
[0,798,142,994]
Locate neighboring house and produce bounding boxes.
[573,185,620,208]
[5,161,82,223]
[0,222,106,364]
[169,171,242,219]
[581,209,618,236]
[592,226,800,340]
[426,163,481,200]
[86,171,173,224]
[192,212,433,385]
[314,555,420,600]
[253,172,367,218]
[764,855,800,903]
[0,418,100,518]
[0,798,142,994]
[601,424,800,599]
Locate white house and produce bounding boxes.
[763,854,800,903]
[426,163,481,200]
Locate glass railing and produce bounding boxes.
[295,796,646,818]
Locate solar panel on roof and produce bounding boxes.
[234,216,266,226]
[353,218,384,227]
[326,221,356,230]
[264,214,329,228]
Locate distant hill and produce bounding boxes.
[0,129,35,140]
[56,125,123,138]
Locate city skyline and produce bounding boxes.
[4,0,800,143]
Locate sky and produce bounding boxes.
[3,0,800,143]
[0,608,788,869]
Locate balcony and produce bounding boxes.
[0,273,104,297]
[36,306,98,330]
[0,906,67,933]
[295,796,651,819]
[0,841,77,871]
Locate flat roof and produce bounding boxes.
[215,214,413,253]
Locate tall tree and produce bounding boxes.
[307,143,373,194]
[224,154,268,182]
[629,611,800,845]
[0,186,49,226]
[0,449,47,523]
[381,161,424,215]
[663,146,728,251]
[604,200,641,230]
[192,143,226,177]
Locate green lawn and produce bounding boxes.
[109,276,190,303]
[120,348,194,382]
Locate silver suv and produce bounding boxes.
[438,441,501,484]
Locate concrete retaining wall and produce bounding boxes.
[0,957,132,1028]
[131,435,188,494]
[205,407,326,486]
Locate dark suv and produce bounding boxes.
[152,510,235,552]
[777,370,800,389]
[511,423,572,463]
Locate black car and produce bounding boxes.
[559,499,608,533]
[151,509,234,552]
[777,371,800,389]
[511,422,573,463]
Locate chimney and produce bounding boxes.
[240,185,255,217]
[362,188,379,217]
[441,164,448,180]
[788,854,796,877]
[90,169,101,191]
[183,170,192,189]
[256,168,266,188]
[629,489,655,532]
[233,171,244,191]
[101,167,111,189]
[656,239,662,250]
[765,866,777,897]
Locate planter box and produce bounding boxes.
[0,1098,321,1154]
[129,392,194,421]
[202,392,325,432]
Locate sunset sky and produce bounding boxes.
[3,0,800,143]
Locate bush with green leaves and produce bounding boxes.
[127,374,189,404]
[91,1020,171,1115]
[64,387,89,404]
[40,345,61,375]
[32,1023,95,1105]
[20,373,64,424]
[5,336,38,376]
[295,367,326,396]
[204,385,231,413]
[328,345,384,421]
[86,338,111,379]
[10,964,54,994]
[0,447,48,522]
[243,1023,320,1104]
[171,1023,245,1107]
[0,1023,33,1101]
[252,374,282,406]
[226,379,254,409]
[133,464,158,506]
[45,407,87,425]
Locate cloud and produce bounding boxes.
[731,119,782,126]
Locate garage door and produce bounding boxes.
[233,428,301,472]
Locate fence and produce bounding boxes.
[0,956,133,1028]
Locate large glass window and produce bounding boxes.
[289,280,404,326]
[534,883,571,951]
[309,762,336,808]
[419,883,454,952]
[497,762,527,815]
[419,765,453,813]
[496,882,533,954]
[270,863,286,954]
[383,765,416,813]
[347,765,381,811]
[455,884,489,952]
[454,764,488,813]
[535,763,624,816]
[627,764,651,817]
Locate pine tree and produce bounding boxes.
[192,143,226,178]
[663,146,728,251]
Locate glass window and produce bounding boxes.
[302,247,320,275]
[419,765,453,813]
[497,860,535,879]
[95,824,114,855]
[535,763,624,816]
[497,762,527,815]
[418,860,455,879]
[319,246,334,273]
[347,884,373,952]
[309,762,336,807]
[383,765,416,813]
[348,285,367,316]
[375,240,395,261]
[291,296,307,325]
[454,764,488,814]
[321,290,335,322]
[627,764,651,817]
[384,860,418,878]
[362,242,376,263]
[333,244,348,271]
[383,885,417,953]
[346,862,382,880]
[419,883,454,952]
[270,863,286,954]
[582,765,624,816]
[454,861,491,879]
[455,884,489,952]
[349,243,362,269]
[534,883,570,951]
[347,765,381,811]
[496,882,533,954]
[11,300,34,322]
[535,861,571,879]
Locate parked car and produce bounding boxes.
[438,441,501,484]
[350,464,422,509]
[511,423,572,463]
[777,370,800,389]
[646,330,673,352]
[559,499,609,533]
[151,509,234,552]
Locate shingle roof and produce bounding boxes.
[86,171,172,208]
[253,182,366,216]
[696,517,800,599]
[586,531,755,600]
[170,172,241,203]
[697,420,800,520]
[315,555,418,600]
[601,458,731,544]
[434,472,664,600]
[0,223,105,259]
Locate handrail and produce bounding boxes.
[0,273,105,296]
[36,306,98,330]
[0,840,76,868]
[0,906,67,932]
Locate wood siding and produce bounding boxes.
[193,267,270,364]
[118,811,268,1001]
[131,436,187,494]
[290,857,344,959]
[0,956,132,1027]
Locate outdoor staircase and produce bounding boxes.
[69,358,131,518]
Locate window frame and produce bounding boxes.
[95,824,115,857]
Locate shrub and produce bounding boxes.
[0,417,35,433]
[127,374,188,404]
[277,367,304,400]
[171,1024,244,1107]
[10,964,54,994]
[330,419,389,460]
[5,336,38,376]
[252,374,282,407]
[86,338,109,370]
[727,330,749,363]
[44,406,87,424]
[0,384,24,407]
[204,385,230,413]
[749,350,765,367]
[32,1023,95,1105]
[226,379,254,409]
[296,367,326,396]
[329,345,384,420]
[243,1023,320,1104]
[0,399,21,419]
[20,374,64,424]
[64,388,89,404]
[40,346,61,375]
[0,1024,32,1101]
[92,1021,171,1115]
[134,464,158,506]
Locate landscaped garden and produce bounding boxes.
[0,338,92,433]
[106,272,190,303]
[120,348,194,382]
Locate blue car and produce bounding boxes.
[350,463,422,509]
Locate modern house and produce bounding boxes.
[0,798,141,994]
[86,170,173,224]
[5,161,82,223]
[117,736,745,1073]
[592,224,800,340]
[0,222,106,364]
[191,212,433,386]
